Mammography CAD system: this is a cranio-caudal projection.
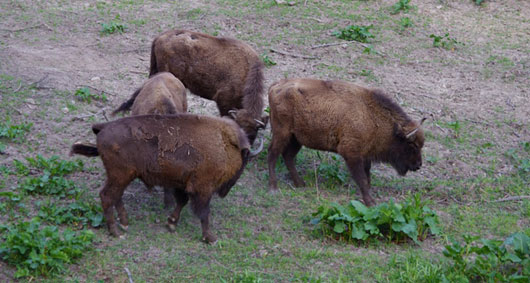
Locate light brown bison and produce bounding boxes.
[112,72,188,208]
[267,78,425,206]
[149,29,268,144]
[112,72,187,116]
[71,114,262,243]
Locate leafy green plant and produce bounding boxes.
[332,25,374,43]
[505,144,530,178]
[100,22,126,35]
[0,220,95,278]
[15,155,83,197]
[474,0,485,5]
[443,232,530,281]
[317,154,349,185]
[429,33,462,50]
[311,194,440,244]
[37,201,103,228]
[0,191,23,213]
[0,117,32,142]
[399,17,413,28]
[391,0,412,14]
[74,87,108,103]
[261,53,277,68]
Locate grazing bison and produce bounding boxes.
[71,114,262,243]
[149,29,268,144]
[112,72,188,208]
[112,72,187,116]
[267,78,425,206]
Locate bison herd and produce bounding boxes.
[71,29,426,243]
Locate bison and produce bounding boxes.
[267,78,425,206]
[149,29,268,144]
[112,72,187,116]
[111,72,188,208]
[71,114,262,243]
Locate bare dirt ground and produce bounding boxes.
[0,0,529,281]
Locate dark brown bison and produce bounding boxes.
[111,72,188,208]
[267,78,425,206]
[112,72,187,116]
[71,114,262,243]
[149,29,268,144]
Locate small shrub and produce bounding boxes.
[0,117,32,142]
[332,25,374,43]
[474,0,486,5]
[391,0,412,14]
[0,220,95,278]
[443,232,530,281]
[74,87,108,103]
[399,17,413,28]
[37,200,103,228]
[317,155,349,185]
[429,33,463,50]
[15,155,84,197]
[261,53,277,67]
[100,22,126,35]
[311,193,440,244]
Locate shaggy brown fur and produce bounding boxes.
[267,78,425,206]
[112,72,187,116]
[71,114,255,243]
[149,29,268,144]
[111,72,188,208]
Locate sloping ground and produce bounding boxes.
[0,0,528,281]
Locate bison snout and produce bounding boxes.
[411,161,422,171]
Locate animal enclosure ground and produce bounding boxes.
[0,0,529,281]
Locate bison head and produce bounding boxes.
[228,109,269,145]
[389,118,426,176]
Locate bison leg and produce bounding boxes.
[344,157,376,207]
[282,136,305,187]
[190,194,216,243]
[267,132,291,191]
[163,187,176,209]
[364,160,372,186]
[99,180,128,237]
[167,189,189,232]
[115,198,129,231]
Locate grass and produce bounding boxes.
[0,0,529,281]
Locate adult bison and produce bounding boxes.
[267,78,425,206]
[112,72,188,208]
[71,114,262,243]
[149,29,268,144]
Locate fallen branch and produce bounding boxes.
[311,40,386,56]
[270,48,317,59]
[0,23,44,32]
[29,74,49,89]
[13,82,23,93]
[124,267,134,283]
[71,108,107,121]
[492,196,530,203]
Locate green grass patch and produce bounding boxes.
[37,200,103,229]
[0,117,32,142]
[332,25,374,43]
[74,87,108,103]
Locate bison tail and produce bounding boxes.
[70,142,99,157]
[242,60,265,117]
[149,38,158,77]
[111,88,142,116]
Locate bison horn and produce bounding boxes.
[249,137,264,158]
[228,110,237,119]
[420,117,427,125]
[254,119,266,128]
[405,128,420,139]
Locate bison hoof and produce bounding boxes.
[118,224,129,232]
[109,226,121,237]
[167,223,177,232]
[202,233,217,244]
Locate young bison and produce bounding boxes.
[149,29,268,144]
[267,78,425,206]
[71,114,262,243]
[112,72,187,116]
[112,72,188,208]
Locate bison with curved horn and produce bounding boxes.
[149,29,268,144]
[71,114,263,243]
[267,78,425,206]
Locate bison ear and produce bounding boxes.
[228,109,238,119]
[393,123,407,140]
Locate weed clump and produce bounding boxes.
[332,25,374,43]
